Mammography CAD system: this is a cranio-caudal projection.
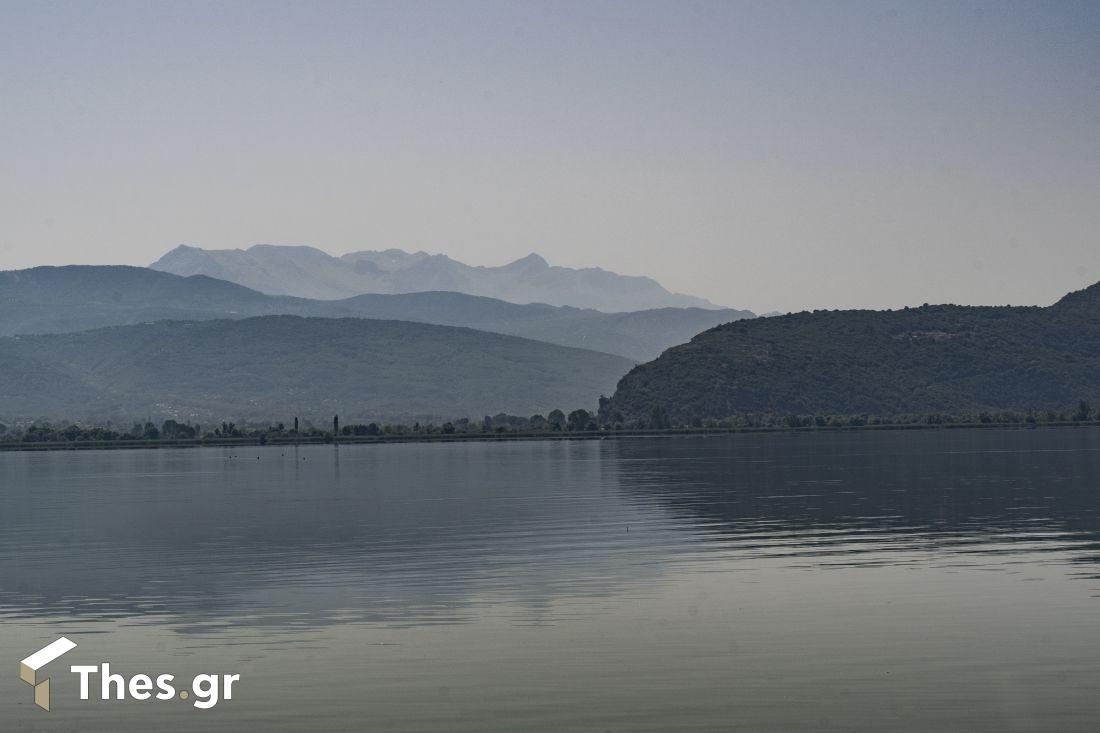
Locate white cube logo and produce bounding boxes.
[20,638,77,711]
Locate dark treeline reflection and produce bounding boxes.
[612,428,1100,572]
[1,429,1099,632]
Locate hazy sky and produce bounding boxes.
[1,1,1097,312]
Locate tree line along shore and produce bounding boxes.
[3,403,1099,452]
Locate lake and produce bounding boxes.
[1,429,1099,731]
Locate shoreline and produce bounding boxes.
[2,420,1098,453]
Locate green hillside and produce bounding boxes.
[607,282,1100,424]
[0,316,634,423]
[0,266,752,360]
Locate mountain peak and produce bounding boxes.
[505,253,550,270]
[160,244,207,257]
[151,243,724,311]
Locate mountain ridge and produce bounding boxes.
[151,244,723,311]
[0,315,634,424]
[0,265,752,361]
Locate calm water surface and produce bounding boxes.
[1,429,1099,731]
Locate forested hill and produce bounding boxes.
[607,281,1100,424]
[0,266,752,361]
[0,316,633,423]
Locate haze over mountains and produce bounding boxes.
[151,244,721,311]
[11,245,1097,431]
[0,266,752,361]
[0,247,755,425]
[609,280,1100,424]
[0,316,633,423]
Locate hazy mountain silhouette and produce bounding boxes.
[609,281,1100,423]
[0,316,634,423]
[151,244,723,311]
[0,266,752,361]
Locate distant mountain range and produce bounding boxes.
[608,281,1100,423]
[151,244,723,311]
[0,266,752,361]
[0,316,633,424]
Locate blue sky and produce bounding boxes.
[1,0,1097,311]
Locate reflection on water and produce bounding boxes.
[1,430,1099,731]
[616,430,1100,575]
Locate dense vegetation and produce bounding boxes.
[1,409,605,445]
[5,405,1097,450]
[607,281,1100,426]
[0,316,632,423]
[0,266,751,360]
